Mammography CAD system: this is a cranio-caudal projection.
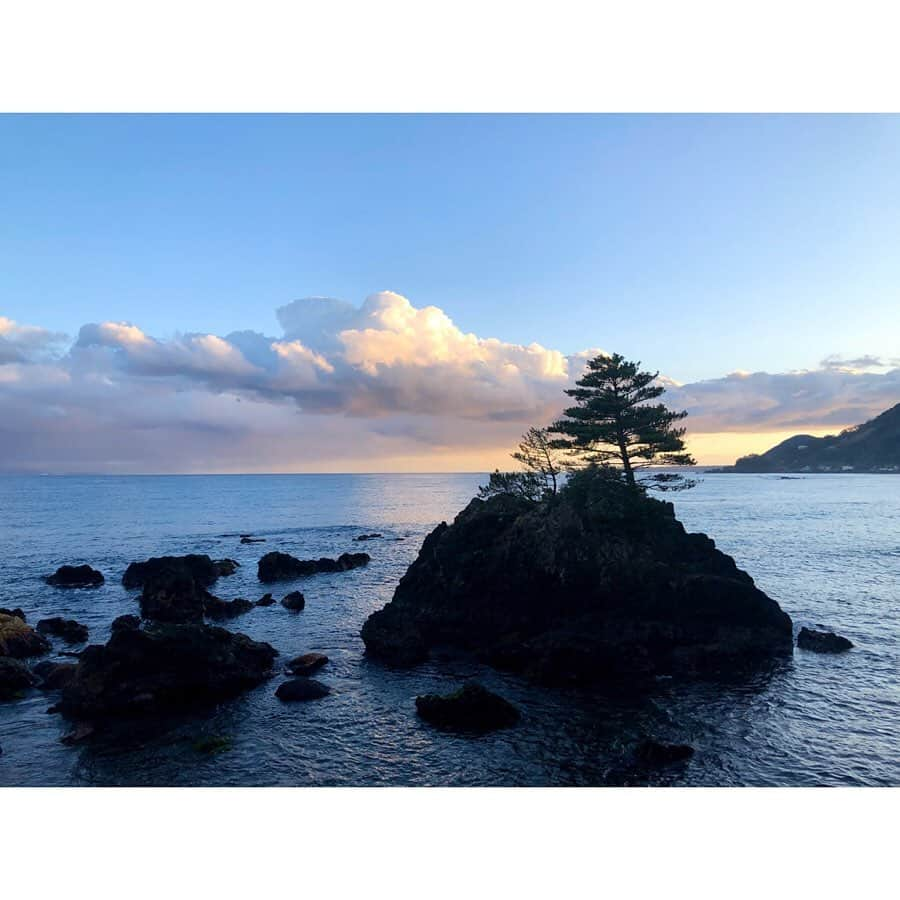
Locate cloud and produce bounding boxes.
[1,292,898,472]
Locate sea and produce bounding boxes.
[0,472,897,787]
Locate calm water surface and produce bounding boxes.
[0,473,897,786]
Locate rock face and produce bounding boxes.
[123,554,231,589]
[281,591,306,611]
[111,614,141,635]
[0,613,50,659]
[275,678,330,702]
[45,564,104,587]
[36,617,89,643]
[286,652,328,676]
[258,551,371,583]
[0,657,38,699]
[415,682,520,732]
[362,480,794,684]
[797,627,853,653]
[56,623,278,723]
[139,575,210,624]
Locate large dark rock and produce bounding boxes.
[203,596,254,621]
[123,554,222,589]
[258,551,371,583]
[111,614,141,635]
[56,623,278,723]
[45,564,104,587]
[139,574,210,624]
[286,652,328,676]
[797,627,853,653]
[36,617,89,643]
[0,657,38,699]
[281,591,306,611]
[0,613,50,659]
[362,480,793,683]
[415,682,520,732]
[275,678,330,702]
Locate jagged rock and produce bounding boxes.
[111,614,141,635]
[139,574,210,624]
[123,554,221,589]
[45,564,105,587]
[354,533,382,541]
[258,551,370,582]
[275,678,330,701]
[635,740,695,766]
[0,607,25,621]
[415,682,520,732]
[203,596,254,620]
[0,657,38,699]
[0,613,50,659]
[286,652,328,676]
[362,479,793,682]
[256,593,276,607]
[281,591,306,611]
[797,627,853,653]
[32,660,77,691]
[36,617,89,643]
[56,623,278,724]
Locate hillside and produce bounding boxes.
[725,403,900,473]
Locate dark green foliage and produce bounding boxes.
[477,469,547,503]
[552,352,695,490]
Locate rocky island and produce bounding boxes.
[362,466,794,683]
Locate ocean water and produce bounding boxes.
[0,472,897,787]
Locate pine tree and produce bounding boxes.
[512,427,563,495]
[552,353,696,490]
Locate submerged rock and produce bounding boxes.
[286,652,328,676]
[354,533,382,541]
[258,551,371,582]
[111,614,141,635]
[0,657,38,699]
[415,682,520,732]
[214,559,240,578]
[45,564,104,587]
[256,593,276,607]
[281,591,306,611]
[0,613,50,659]
[123,554,222,589]
[362,478,793,683]
[32,660,77,691]
[240,536,265,544]
[275,677,330,701]
[56,622,278,724]
[203,596,254,621]
[635,740,695,767]
[797,627,853,653]
[36,617,89,644]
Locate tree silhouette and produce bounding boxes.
[552,352,695,490]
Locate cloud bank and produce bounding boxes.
[1,292,898,472]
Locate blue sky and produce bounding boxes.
[3,114,899,383]
[2,114,900,472]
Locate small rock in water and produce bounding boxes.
[36,617,90,644]
[281,591,306,611]
[0,607,26,622]
[258,550,370,582]
[213,558,240,577]
[275,677,330,702]
[797,626,853,653]
[415,682,520,733]
[256,593,276,607]
[45,564,105,587]
[0,613,50,658]
[354,533,382,541]
[635,740,695,767]
[286,652,329,676]
[203,596,254,620]
[240,536,266,544]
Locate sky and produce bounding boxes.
[1,114,899,473]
